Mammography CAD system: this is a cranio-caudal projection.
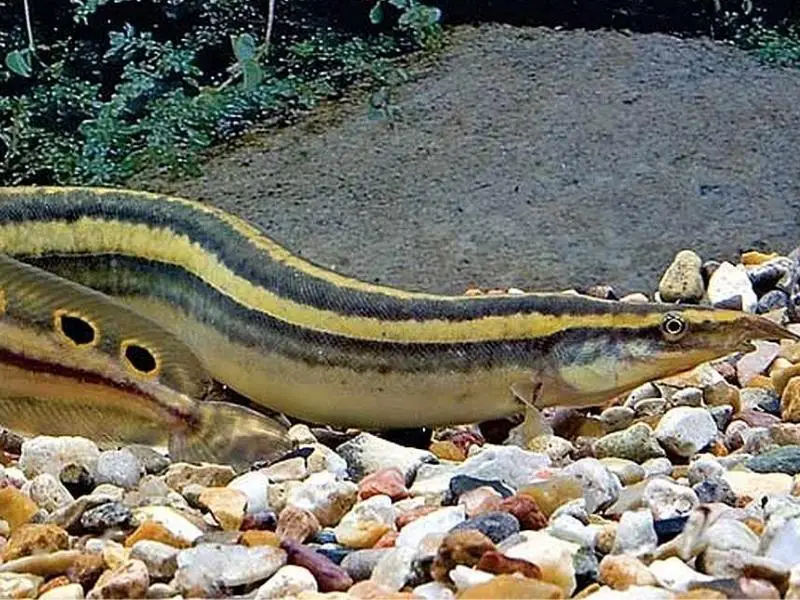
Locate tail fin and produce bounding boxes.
[168,401,293,472]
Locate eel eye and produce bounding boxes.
[660,312,688,341]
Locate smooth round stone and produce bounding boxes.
[658,250,704,304]
[340,548,389,582]
[599,406,636,432]
[123,445,170,475]
[593,423,666,464]
[449,512,520,544]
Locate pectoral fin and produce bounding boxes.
[510,378,553,441]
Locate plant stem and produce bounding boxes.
[23,0,35,51]
[265,0,275,58]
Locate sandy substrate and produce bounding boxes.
[139,24,800,295]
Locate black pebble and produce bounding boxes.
[443,475,514,505]
[449,512,520,543]
[60,463,95,498]
[80,502,132,532]
[653,516,689,543]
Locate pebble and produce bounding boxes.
[723,470,793,498]
[649,556,714,591]
[22,474,73,513]
[40,583,84,599]
[445,474,513,503]
[173,543,287,597]
[334,495,396,549]
[497,494,547,530]
[80,502,132,532]
[0,487,39,532]
[655,407,718,457]
[287,471,358,527]
[226,470,270,516]
[397,505,466,549]
[476,549,541,578]
[340,548,388,582]
[123,445,169,475]
[262,456,307,482]
[255,565,318,599]
[641,457,674,478]
[549,514,596,548]
[599,554,658,589]
[163,463,235,493]
[19,437,100,480]
[280,538,353,593]
[59,464,95,499]
[454,445,551,490]
[86,559,149,599]
[563,458,622,513]
[783,377,800,422]
[658,249,704,303]
[413,581,455,600]
[357,468,409,501]
[707,261,758,312]
[526,434,574,466]
[449,511,519,544]
[710,405,734,431]
[738,342,781,387]
[593,423,666,463]
[643,479,699,520]
[693,477,736,505]
[519,475,584,517]
[0,573,43,598]
[198,487,247,531]
[612,510,657,557]
[130,506,203,546]
[336,433,437,483]
[129,541,178,580]
[599,406,636,432]
[457,486,503,517]
[369,545,416,591]
[600,458,646,486]
[747,445,800,474]
[94,450,143,490]
[457,573,564,599]
[671,387,704,407]
[276,505,321,542]
[763,517,800,567]
[504,531,578,596]
[445,564,492,591]
[2,524,69,561]
[66,553,105,589]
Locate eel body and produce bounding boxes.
[0,186,795,430]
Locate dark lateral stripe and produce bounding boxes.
[25,254,664,374]
[0,188,672,322]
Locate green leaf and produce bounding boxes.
[369,2,384,24]
[232,33,257,62]
[240,59,264,91]
[5,50,32,77]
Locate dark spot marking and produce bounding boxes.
[125,344,157,373]
[60,315,95,345]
